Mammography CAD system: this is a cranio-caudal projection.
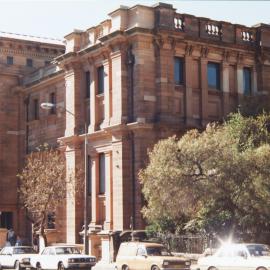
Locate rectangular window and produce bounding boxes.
[87,155,92,195]
[47,213,55,229]
[7,56,13,65]
[0,212,13,229]
[50,92,56,114]
[33,99,39,120]
[174,57,184,85]
[99,153,105,194]
[26,58,33,67]
[97,66,104,94]
[86,71,90,98]
[243,67,252,95]
[208,62,220,90]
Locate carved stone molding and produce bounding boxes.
[200,46,209,58]
[185,44,193,57]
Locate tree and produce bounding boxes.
[18,145,67,246]
[140,113,270,240]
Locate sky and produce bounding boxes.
[0,0,269,40]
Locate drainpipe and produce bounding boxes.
[127,46,136,230]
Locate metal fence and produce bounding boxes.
[154,233,218,254]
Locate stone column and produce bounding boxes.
[110,49,127,126]
[252,67,258,94]
[102,57,112,128]
[64,65,83,136]
[184,55,194,126]
[89,65,97,133]
[237,64,244,103]
[200,58,208,126]
[222,62,230,116]
[104,151,112,230]
[65,143,83,244]
[89,153,98,227]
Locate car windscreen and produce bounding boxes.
[146,246,171,256]
[247,244,270,256]
[55,247,81,255]
[13,248,37,254]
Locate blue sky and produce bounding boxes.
[0,0,269,39]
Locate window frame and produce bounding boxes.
[49,92,56,114]
[26,58,33,67]
[207,62,221,90]
[99,153,105,195]
[33,99,39,120]
[174,57,184,85]
[7,56,13,65]
[97,66,104,95]
[243,67,252,95]
[85,71,91,98]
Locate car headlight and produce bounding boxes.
[185,261,191,266]
[68,259,75,263]
[22,258,30,263]
[163,261,169,266]
[91,258,96,262]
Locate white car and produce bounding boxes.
[193,243,270,270]
[29,245,96,270]
[0,246,37,270]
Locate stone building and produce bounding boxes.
[1,2,270,260]
[0,31,64,245]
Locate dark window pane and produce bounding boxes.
[50,93,56,114]
[208,62,220,90]
[7,56,13,65]
[99,153,105,194]
[26,58,33,67]
[47,213,55,229]
[87,155,92,195]
[86,71,90,98]
[243,67,251,95]
[33,99,39,120]
[97,66,104,94]
[0,212,13,229]
[174,57,184,85]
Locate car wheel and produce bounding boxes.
[15,260,21,270]
[36,262,42,270]
[58,262,65,270]
[257,268,267,270]
[122,265,129,270]
[151,265,160,270]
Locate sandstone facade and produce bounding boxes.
[0,2,270,260]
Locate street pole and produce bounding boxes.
[40,103,89,254]
[84,122,89,254]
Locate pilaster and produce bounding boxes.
[200,57,208,126]
[89,65,97,133]
[64,64,83,136]
[89,153,99,227]
[222,62,230,116]
[104,151,113,230]
[101,57,112,128]
[184,55,194,126]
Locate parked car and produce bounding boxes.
[0,246,37,270]
[29,245,96,270]
[192,243,270,270]
[116,241,191,270]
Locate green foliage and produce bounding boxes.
[140,113,270,239]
